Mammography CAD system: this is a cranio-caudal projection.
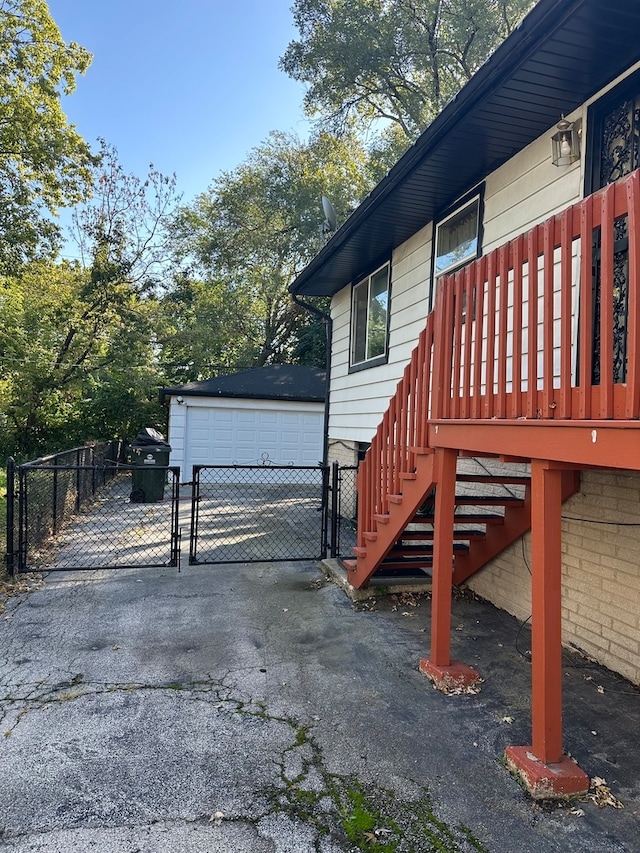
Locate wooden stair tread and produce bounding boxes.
[456,474,530,484]
[373,564,433,577]
[389,542,469,554]
[400,528,487,540]
[412,512,505,524]
[454,495,524,506]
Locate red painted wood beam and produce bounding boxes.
[504,460,589,799]
[530,460,563,763]
[419,448,480,690]
[430,448,458,666]
[429,421,640,471]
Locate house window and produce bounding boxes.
[434,193,482,279]
[350,263,390,368]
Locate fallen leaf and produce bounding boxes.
[586,777,624,809]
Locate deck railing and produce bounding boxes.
[356,169,640,545]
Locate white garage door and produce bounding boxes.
[183,399,324,476]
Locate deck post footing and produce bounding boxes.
[419,658,480,690]
[504,745,589,799]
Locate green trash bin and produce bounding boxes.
[128,429,171,502]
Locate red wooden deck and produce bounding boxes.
[349,169,640,797]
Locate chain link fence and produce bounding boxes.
[6,442,181,573]
[190,464,329,564]
[4,448,360,573]
[328,462,358,559]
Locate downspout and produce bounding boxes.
[292,293,332,467]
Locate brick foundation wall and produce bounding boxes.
[467,470,640,685]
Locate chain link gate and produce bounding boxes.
[6,447,181,573]
[189,464,330,564]
[5,450,358,574]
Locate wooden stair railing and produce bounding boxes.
[343,315,437,589]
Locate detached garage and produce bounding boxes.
[162,365,326,482]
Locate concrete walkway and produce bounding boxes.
[0,561,638,852]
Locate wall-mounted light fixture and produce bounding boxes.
[551,115,581,167]
[176,395,185,405]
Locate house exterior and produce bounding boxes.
[290,0,640,797]
[161,365,326,481]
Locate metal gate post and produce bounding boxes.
[6,457,15,576]
[52,465,59,535]
[320,465,330,559]
[330,460,339,557]
[75,448,81,512]
[169,467,181,570]
[189,466,200,564]
[17,464,26,573]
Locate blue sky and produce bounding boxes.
[48,0,311,205]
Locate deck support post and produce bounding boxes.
[420,447,479,690]
[505,459,589,799]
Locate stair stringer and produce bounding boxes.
[452,469,580,585]
[346,451,436,589]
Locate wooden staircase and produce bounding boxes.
[364,470,529,581]
[345,466,579,587]
[341,288,581,589]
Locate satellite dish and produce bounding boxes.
[321,195,338,234]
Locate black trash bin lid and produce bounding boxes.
[131,427,168,446]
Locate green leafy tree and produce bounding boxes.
[281,0,536,144]
[0,260,162,457]
[158,275,261,384]
[167,130,372,372]
[71,139,179,294]
[0,0,95,273]
[0,147,180,457]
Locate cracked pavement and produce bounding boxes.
[1,562,638,852]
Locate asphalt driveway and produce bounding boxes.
[1,561,638,852]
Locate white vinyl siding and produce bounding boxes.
[328,63,640,447]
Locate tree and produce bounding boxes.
[0,258,163,458]
[158,275,261,384]
[0,146,180,457]
[167,131,372,373]
[280,0,536,144]
[71,139,179,293]
[0,0,95,273]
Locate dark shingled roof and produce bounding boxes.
[161,365,326,404]
[289,0,640,298]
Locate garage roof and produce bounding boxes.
[161,365,326,403]
[289,0,640,297]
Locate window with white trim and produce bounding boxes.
[434,193,482,279]
[350,262,390,368]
